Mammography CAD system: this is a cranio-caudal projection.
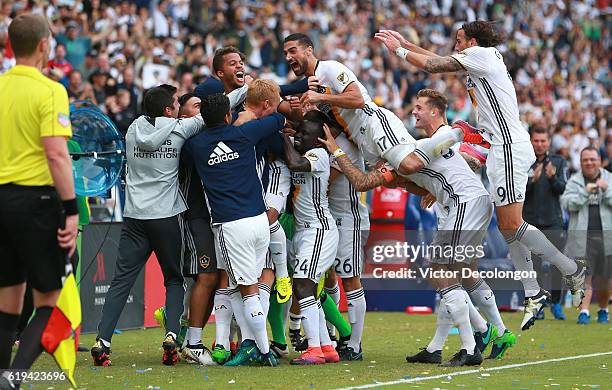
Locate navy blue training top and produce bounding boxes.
[183,112,286,224]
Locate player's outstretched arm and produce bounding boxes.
[318,124,390,191]
[376,30,439,57]
[281,134,312,172]
[375,31,462,73]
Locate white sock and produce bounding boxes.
[426,304,453,353]
[213,288,233,349]
[442,286,476,354]
[187,327,202,345]
[100,338,111,348]
[515,222,577,275]
[242,294,269,354]
[414,127,463,162]
[325,283,341,305]
[346,288,366,351]
[464,290,487,333]
[269,221,289,279]
[282,296,292,325]
[507,239,540,297]
[166,331,177,340]
[324,283,341,338]
[299,296,320,348]
[580,309,590,315]
[289,313,302,331]
[318,301,332,346]
[229,289,254,342]
[258,282,271,317]
[466,279,506,335]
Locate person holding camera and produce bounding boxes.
[561,146,612,324]
[524,128,569,320]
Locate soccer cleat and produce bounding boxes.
[162,334,179,366]
[452,120,490,148]
[550,303,566,320]
[270,341,289,358]
[441,348,483,367]
[321,344,340,363]
[597,309,609,324]
[335,334,350,354]
[154,307,167,331]
[181,343,216,365]
[577,312,590,325]
[275,277,292,303]
[91,340,112,366]
[257,351,280,367]
[211,345,232,365]
[406,348,442,364]
[563,260,586,307]
[535,309,545,320]
[224,339,259,366]
[474,323,498,353]
[521,289,550,331]
[289,329,308,352]
[487,330,516,360]
[290,346,326,365]
[339,346,363,361]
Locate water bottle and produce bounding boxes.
[564,290,572,308]
[510,292,520,311]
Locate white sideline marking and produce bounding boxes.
[334,351,612,389]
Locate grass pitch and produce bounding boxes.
[29,308,611,389]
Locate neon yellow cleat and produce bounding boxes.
[276,277,292,303]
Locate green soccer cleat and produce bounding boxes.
[474,323,498,353]
[487,329,516,360]
[211,345,232,365]
[224,339,259,366]
[177,318,189,349]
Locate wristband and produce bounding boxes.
[62,198,79,216]
[377,163,395,183]
[332,148,346,158]
[395,47,410,59]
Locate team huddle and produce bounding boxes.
[91,22,586,368]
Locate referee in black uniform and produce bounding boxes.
[0,14,78,388]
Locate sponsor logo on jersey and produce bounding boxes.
[208,142,239,165]
[305,152,319,162]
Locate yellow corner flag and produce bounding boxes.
[41,272,82,387]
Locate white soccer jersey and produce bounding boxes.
[291,147,334,230]
[451,46,529,145]
[313,60,415,166]
[329,134,370,231]
[410,127,489,207]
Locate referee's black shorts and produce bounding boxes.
[0,184,65,292]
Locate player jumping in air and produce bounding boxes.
[376,21,585,330]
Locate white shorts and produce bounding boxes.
[431,195,493,265]
[486,142,535,206]
[361,105,416,169]
[213,213,270,287]
[291,228,339,282]
[333,229,369,278]
[265,160,291,213]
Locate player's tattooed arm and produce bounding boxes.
[423,56,464,73]
[335,155,387,192]
[459,151,482,172]
[281,133,312,172]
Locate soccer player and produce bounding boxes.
[283,112,340,365]
[91,85,204,366]
[177,92,218,365]
[327,131,369,361]
[376,22,585,329]
[319,89,514,365]
[0,14,77,388]
[183,92,286,367]
[282,33,483,179]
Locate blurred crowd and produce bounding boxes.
[0,0,610,172]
